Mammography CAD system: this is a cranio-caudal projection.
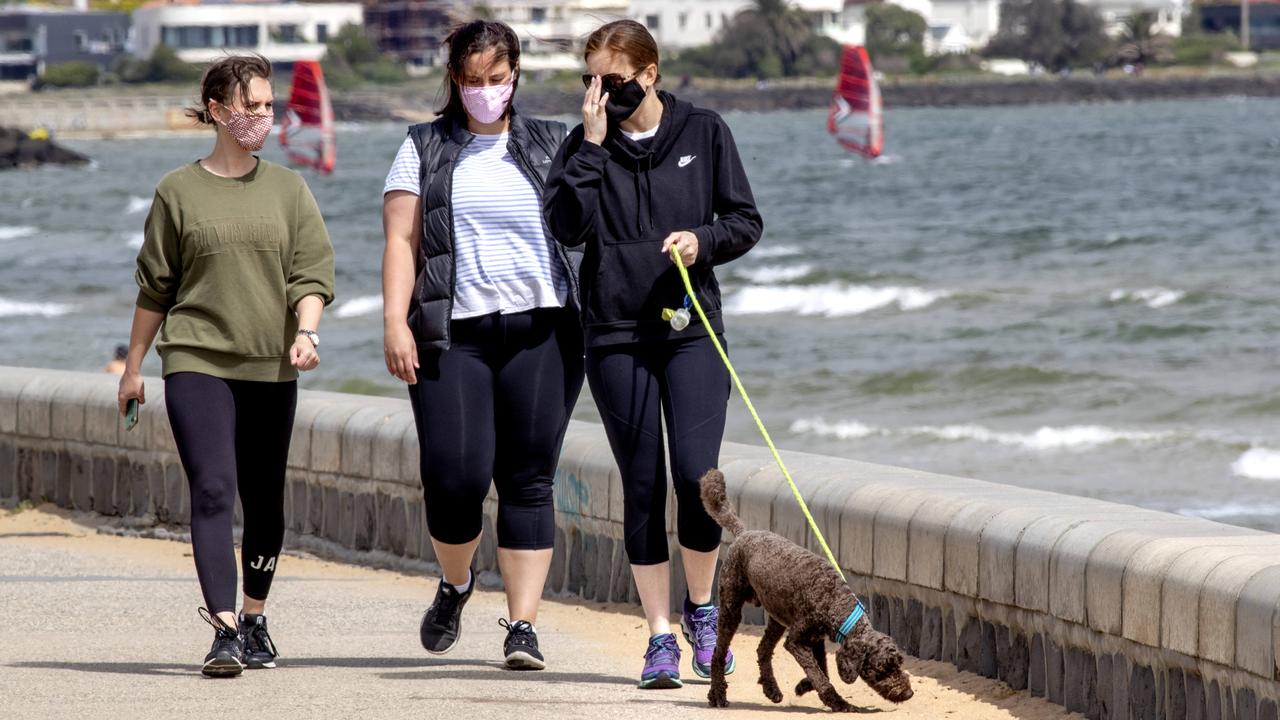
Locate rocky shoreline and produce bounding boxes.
[0,127,89,170]
[332,72,1280,121]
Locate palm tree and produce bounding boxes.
[1114,12,1174,66]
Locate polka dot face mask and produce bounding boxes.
[219,109,273,152]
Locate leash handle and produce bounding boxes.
[670,248,846,581]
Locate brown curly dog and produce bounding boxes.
[701,469,914,712]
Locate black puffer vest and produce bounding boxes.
[406,109,581,350]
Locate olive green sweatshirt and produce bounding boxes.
[134,159,336,382]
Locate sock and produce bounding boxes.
[447,569,472,594]
[684,594,713,614]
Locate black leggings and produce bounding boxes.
[586,334,731,565]
[407,308,584,550]
[165,372,296,614]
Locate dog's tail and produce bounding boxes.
[699,469,744,536]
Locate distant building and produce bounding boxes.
[131,0,363,66]
[1200,1,1280,49]
[482,0,630,71]
[364,0,454,67]
[0,6,130,81]
[630,0,865,50]
[928,0,1000,48]
[1084,0,1187,36]
[926,22,972,53]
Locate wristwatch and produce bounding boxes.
[297,329,319,348]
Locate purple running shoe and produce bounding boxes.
[681,604,735,679]
[639,633,683,689]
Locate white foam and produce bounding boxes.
[0,297,74,318]
[790,417,1175,451]
[124,195,150,215]
[1109,287,1186,309]
[752,245,802,259]
[1231,448,1280,481]
[727,283,949,317]
[737,264,813,284]
[334,295,382,319]
[0,226,37,241]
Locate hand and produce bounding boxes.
[582,75,609,146]
[384,321,419,384]
[117,370,144,416]
[290,335,319,372]
[661,231,699,267]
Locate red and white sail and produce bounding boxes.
[279,60,336,175]
[827,45,883,159]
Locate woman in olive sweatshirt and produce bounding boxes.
[116,55,335,678]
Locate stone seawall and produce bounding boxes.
[2,366,1277,718]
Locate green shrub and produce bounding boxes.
[321,24,407,88]
[1172,32,1240,65]
[146,45,203,83]
[40,61,100,88]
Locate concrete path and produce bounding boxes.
[0,506,1080,719]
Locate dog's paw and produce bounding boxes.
[758,679,783,703]
[707,688,730,709]
[821,694,856,713]
[795,678,814,696]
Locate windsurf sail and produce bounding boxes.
[827,45,883,159]
[280,60,336,174]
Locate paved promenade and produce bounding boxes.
[0,505,1080,720]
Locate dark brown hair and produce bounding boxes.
[438,20,521,124]
[186,54,272,125]
[584,20,661,84]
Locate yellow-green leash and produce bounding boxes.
[667,248,846,582]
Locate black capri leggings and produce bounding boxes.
[585,334,731,565]
[407,307,584,550]
[165,372,296,614]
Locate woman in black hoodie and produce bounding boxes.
[544,19,763,689]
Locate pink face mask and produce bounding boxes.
[460,80,514,124]
[220,110,273,151]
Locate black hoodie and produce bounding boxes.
[543,91,763,346]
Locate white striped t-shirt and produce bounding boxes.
[383,133,568,320]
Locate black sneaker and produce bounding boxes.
[238,612,279,669]
[500,618,545,670]
[199,608,244,678]
[419,571,473,654]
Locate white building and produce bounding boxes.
[1081,0,1186,37]
[926,22,971,53]
[628,0,865,49]
[478,1,626,70]
[927,0,1000,48]
[131,0,363,65]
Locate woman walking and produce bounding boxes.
[117,55,335,677]
[381,20,583,670]
[543,20,763,688]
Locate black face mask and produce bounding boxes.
[605,79,648,125]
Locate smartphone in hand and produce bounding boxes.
[125,398,139,432]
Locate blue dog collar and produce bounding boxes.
[834,602,866,643]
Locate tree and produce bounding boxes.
[664,0,840,79]
[865,2,927,64]
[986,0,1108,71]
[39,61,99,88]
[1113,12,1175,65]
[321,24,407,89]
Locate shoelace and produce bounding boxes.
[499,618,536,648]
[245,618,279,658]
[645,634,680,664]
[429,585,462,625]
[689,607,719,648]
[198,607,237,638]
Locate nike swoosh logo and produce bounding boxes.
[678,155,696,168]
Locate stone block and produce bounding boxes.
[309,404,359,474]
[399,422,421,487]
[36,447,57,502]
[0,438,14,499]
[889,597,907,649]
[1096,653,1114,720]
[1187,672,1207,720]
[956,616,982,674]
[352,491,376,551]
[70,450,92,511]
[372,411,414,484]
[941,609,956,664]
[908,493,979,590]
[130,460,150,516]
[837,483,900,577]
[944,502,1006,597]
[593,535,614,602]
[980,506,1057,605]
[1201,553,1280,666]
[323,484,340,542]
[1237,689,1258,720]
[1130,664,1158,720]
[1063,647,1095,716]
[341,405,395,479]
[870,489,934,582]
[17,376,58,438]
[1112,654,1132,720]
[1259,699,1277,720]
[610,538,631,603]
[1167,669,1187,720]
[1234,566,1280,678]
[1208,679,1223,720]
[1052,520,1161,627]
[999,628,1030,691]
[386,495,408,555]
[872,594,891,634]
[920,606,943,661]
[83,388,120,446]
[50,382,88,442]
[16,447,35,500]
[0,373,22,435]
[288,397,324,470]
[1029,633,1046,697]
[405,497,423,561]
[1046,639,1065,705]
[306,479,323,536]
[978,621,997,679]
[567,527,587,596]
[805,465,865,559]
[92,454,116,515]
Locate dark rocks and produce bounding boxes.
[0,127,89,170]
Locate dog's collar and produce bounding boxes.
[833,602,866,644]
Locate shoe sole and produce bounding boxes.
[504,651,546,671]
[420,613,460,655]
[245,659,277,669]
[201,657,244,678]
[638,672,683,689]
[681,626,735,679]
